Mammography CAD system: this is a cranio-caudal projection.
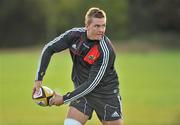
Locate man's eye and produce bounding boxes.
[94,25,106,28]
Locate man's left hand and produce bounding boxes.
[49,92,64,106]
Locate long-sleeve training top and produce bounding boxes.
[35,27,120,104]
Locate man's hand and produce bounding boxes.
[49,92,64,106]
[32,80,42,95]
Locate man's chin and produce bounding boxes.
[95,36,103,40]
[89,36,103,40]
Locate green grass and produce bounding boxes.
[0,49,180,125]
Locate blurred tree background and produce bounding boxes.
[1,1,180,125]
[0,0,179,48]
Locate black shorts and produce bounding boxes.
[69,95,123,121]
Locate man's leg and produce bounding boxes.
[64,106,89,125]
[101,119,123,125]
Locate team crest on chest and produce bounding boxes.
[88,55,95,60]
[84,44,100,64]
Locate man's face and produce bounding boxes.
[86,17,106,40]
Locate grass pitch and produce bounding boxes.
[0,49,180,125]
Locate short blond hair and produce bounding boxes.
[85,7,106,25]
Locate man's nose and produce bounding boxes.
[99,26,105,32]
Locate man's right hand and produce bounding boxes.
[32,80,42,95]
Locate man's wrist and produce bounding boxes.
[63,95,66,104]
[63,92,71,104]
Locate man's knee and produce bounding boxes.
[64,118,82,125]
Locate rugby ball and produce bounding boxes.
[32,86,54,107]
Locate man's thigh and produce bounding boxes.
[67,97,94,124]
[66,106,89,125]
[102,119,123,125]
